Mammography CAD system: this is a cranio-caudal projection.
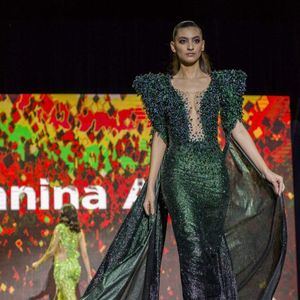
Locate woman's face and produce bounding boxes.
[170,26,205,66]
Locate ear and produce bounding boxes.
[201,40,205,51]
[170,41,176,54]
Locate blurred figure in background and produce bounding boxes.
[32,203,92,300]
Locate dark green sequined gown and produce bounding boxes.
[81,70,287,300]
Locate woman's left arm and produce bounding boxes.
[32,226,60,270]
[231,120,285,195]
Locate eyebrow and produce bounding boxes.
[177,36,201,39]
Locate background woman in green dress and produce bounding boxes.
[32,204,93,300]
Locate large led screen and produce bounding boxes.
[0,93,296,299]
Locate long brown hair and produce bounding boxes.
[170,20,212,75]
[59,203,81,233]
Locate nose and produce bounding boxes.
[187,41,194,50]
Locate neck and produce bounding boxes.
[175,63,205,79]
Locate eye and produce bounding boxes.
[194,39,201,43]
[179,39,186,44]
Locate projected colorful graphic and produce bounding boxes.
[0,93,296,299]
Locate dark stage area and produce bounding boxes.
[0,1,299,298]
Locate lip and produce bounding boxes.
[186,53,195,56]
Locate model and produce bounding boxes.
[81,20,287,300]
[32,203,93,300]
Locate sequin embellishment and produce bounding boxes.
[81,69,286,300]
[171,88,208,142]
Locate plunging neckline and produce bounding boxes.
[167,71,214,100]
[165,71,215,142]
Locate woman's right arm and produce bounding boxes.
[79,230,93,282]
[132,73,168,215]
[143,131,167,216]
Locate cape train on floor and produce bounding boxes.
[81,136,287,300]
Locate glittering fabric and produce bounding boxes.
[171,89,207,141]
[81,69,287,300]
[54,223,81,300]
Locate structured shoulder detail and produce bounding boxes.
[214,68,247,79]
[214,69,247,96]
[217,69,247,140]
[131,72,166,95]
[131,72,169,145]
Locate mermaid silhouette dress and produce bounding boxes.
[81,69,287,300]
[53,223,81,300]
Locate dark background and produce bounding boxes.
[0,0,299,294]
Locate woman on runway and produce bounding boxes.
[81,20,287,299]
[32,203,93,300]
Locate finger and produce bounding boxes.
[277,179,281,194]
[277,178,281,194]
[143,203,148,216]
[277,180,280,195]
[272,181,277,194]
[151,202,155,215]
[274,181,279,194]
[275,179,280,195]
[279,178,284,195]
[279,180,283,194]
[281,181,285,193]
